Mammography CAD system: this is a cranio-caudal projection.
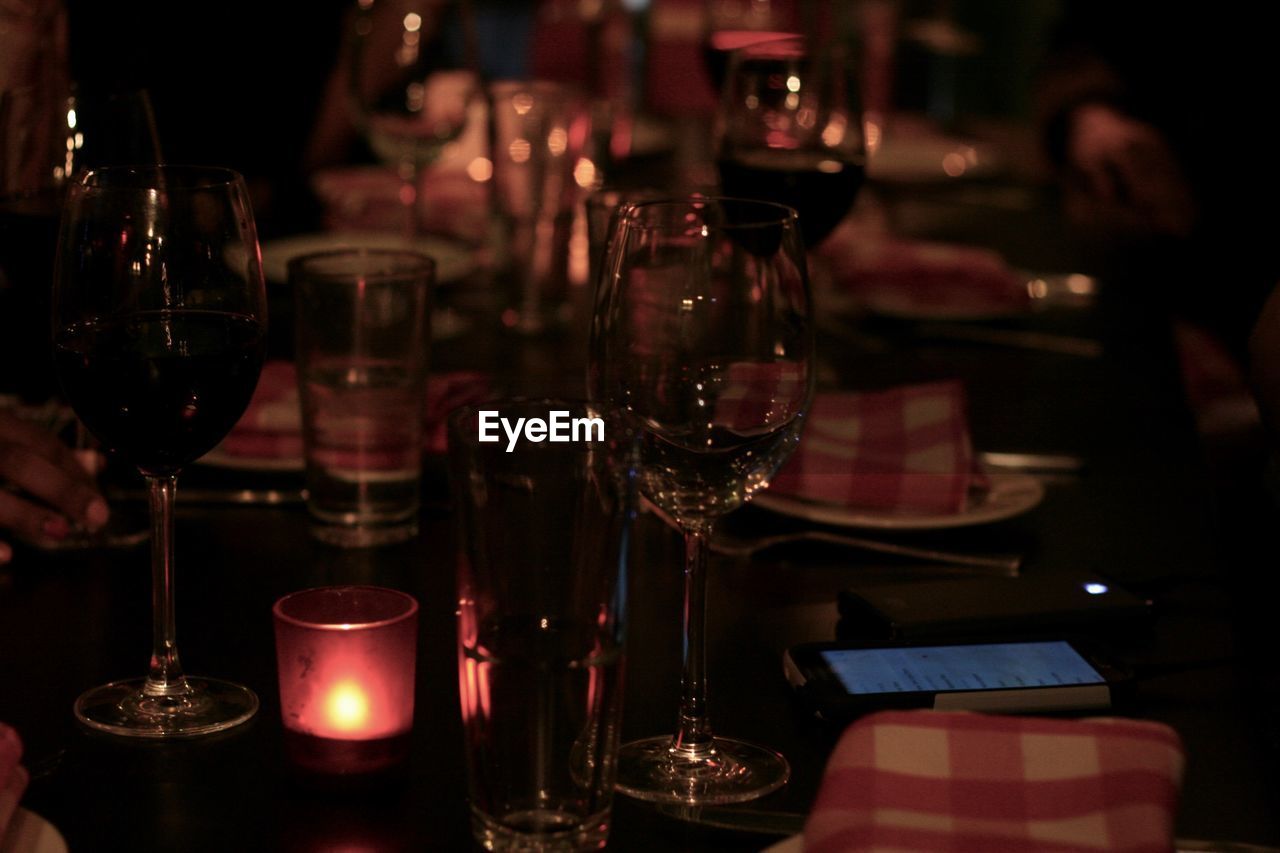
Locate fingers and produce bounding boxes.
[1066,105,1195,237]
[0,412,112,552]
[0,413,94,485]
[0,489,78,545]
[0,441,109,534]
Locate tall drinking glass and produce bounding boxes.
[53,166,267,737]
[450,400,635,850]
[589,197,814,804]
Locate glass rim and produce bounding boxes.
[616,196,799,231]
[75,164,248,190]
[584,186,667,210]
[286,248,437,284]
[272,585,419,631]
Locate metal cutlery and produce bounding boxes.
[978,451,1084,475]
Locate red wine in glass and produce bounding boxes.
[717,149,865,248]
[716,36,867,248]
[54,165,267,738]
[54,310,265,475]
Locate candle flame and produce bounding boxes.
[325,681,371,732]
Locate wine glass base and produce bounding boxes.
[74,677,258,738]
[614,735,790,805]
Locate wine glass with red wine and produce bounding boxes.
[53,166,267,737]
[716,36,866,248]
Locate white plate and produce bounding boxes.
[753,472,1044,530]
[257,231,476,285]
[761,835,802,853]
[1,808,68,853]
[866,114,1001,184]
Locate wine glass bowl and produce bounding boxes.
[347,0,479,234]
[590,197,813,803]
[53,165,267,737]
[701,0,798,90]
[716,36,866,248]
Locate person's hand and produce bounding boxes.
[1064,103,1196,237]
[0,411,109,564]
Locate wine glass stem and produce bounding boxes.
[673,524,715,755]
[144,473,189,698]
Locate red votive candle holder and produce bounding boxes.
[273,586,418,776]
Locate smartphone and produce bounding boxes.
[784,637,1129,721]
[836,574,1152,642]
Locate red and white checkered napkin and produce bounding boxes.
[0,723,28,840]
[767,382,981,514]
[713,361,808,433]
[217,361,492,462]
[805,710,1185,853]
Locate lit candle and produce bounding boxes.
[273,586,418,775]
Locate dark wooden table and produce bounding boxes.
[4,184,1280,852]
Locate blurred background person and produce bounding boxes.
[1037,1,1280,361]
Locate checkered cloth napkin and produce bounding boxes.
[767,382,982,514]
[0,723,28,842]
[216,361,492,462]
[711,361,808,434]
[805,710,1185,853]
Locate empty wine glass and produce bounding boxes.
[589,197,814,804]
[53,166,267,737]
[716,35,866,248]
[347,0,480,238]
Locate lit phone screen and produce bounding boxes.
[821,641,1105,695]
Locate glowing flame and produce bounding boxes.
[325,681,371,733]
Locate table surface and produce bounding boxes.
[3,180,1280,852]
